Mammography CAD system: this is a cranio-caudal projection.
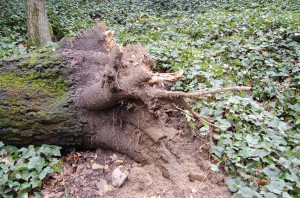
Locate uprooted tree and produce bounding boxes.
[0,23,250,175]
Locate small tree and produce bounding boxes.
[24,0,52,46]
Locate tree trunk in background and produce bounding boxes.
[24,0,52,46]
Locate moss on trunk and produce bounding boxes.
[0,48,89,147]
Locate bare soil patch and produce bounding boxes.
[43,134,231,198]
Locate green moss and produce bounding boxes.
[0,48,75,134]
[49,23,54,39]
[0,106,3,117]
[1,49,69,98]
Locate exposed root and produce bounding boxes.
[64,23,251,187]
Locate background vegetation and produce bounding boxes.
[0,143,63,197]
[1,0,299,197]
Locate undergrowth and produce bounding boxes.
[0,142,63,197]
[1,0,299,197]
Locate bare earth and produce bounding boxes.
[42,134,231,198]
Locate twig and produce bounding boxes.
[172,104,230,129]
[115,70,121,89]
[208,125,214,146]
[183,99,213,122]
[157,86,251,99]
[196,171,210,191]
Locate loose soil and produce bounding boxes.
[42,134,231,198]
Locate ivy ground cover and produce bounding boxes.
[1,0,299,197]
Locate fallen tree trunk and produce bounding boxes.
[0,23,250,166]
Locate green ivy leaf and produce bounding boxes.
[245,134,259,145]
[14,163,28,171]
[266,180,286,195]
[238,148,251,158]
[28,156,45,173]
[234,187,260,198]
[38,166,53,180]
[261,191,277,198]
[20,145,36,159]
[20,182,31,191]
[37,145,61,158]
[226,178,242,193]
[30,175,42,189]
[34,192,43,198]
[210,146,224,158]
[211,164,219,172]
[263,165,280,178]
[17,191,28,198]
[278,157,292,169]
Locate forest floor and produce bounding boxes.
[1,0,299,197]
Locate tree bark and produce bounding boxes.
[0,49,89,148]
[24,0,52,46]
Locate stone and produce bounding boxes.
[96,178,109,196]
[111,165,129,187]
[128,167,153,191]
[189,172,206,182]
[92,163,104,170]
[55,191,64,198]
[76,164,85,173]
[200,160,211,171]
[159,165,170,179]
[110,153,118,161]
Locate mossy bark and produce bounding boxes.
[0,49,89,148]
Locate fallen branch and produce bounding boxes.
[151,86,251,99]
[168,86,251,97]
